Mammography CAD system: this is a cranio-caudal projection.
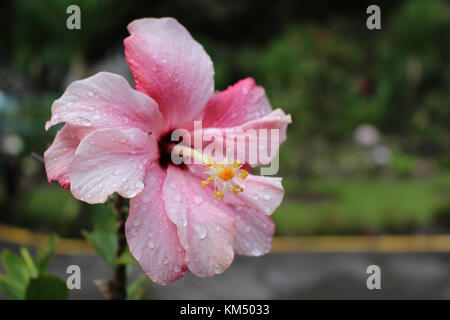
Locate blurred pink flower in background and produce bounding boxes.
[44,18,291,284]
[354,124,379,147]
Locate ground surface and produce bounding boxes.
[1,242,449,300]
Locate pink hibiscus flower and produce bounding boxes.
[44,18,291,285]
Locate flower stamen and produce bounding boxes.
[172,144,248,199]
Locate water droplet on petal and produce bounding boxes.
[135,181,144,189]
[193,195,203,204]
[163,256,169,265]
[264,206,271,214]
[214,264,223,274]
[174,265,181,272]
[147,240,155,249]
[194,224,207,239]
[174,194,182,202]
[133,219,140,226]
[168,207,176,215]
[251,248,261,256]
[263,193,271,200]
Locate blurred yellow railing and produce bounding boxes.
[1,223,450,254]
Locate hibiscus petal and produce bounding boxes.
[197,108,292,167]
[124,17,214,129]
[223,174,284,216]
[203,77,272,128]
[45,72,165,136]
[126,163,187,285]
[217,204,275,256]
[44,124,81,189]
[163,166,235,277]
[69,128,158,204]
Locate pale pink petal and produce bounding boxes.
[45,72,166,136]
[223,174,284,216]
[197,109,291,167]
[44,125,81,189]
[124,17,214,129]
[203,78,272,128]
[126,163,187,285]
[217,204,275,256]
[163,166,235,277]
[69,128,158,204]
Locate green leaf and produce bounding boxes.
[83,230,117,269]
[36,234,58,273]
[1,250,29,285]
[25,273,68,300]
[127,274,151,300]
[0,274,25,300]
[20,248,38,278]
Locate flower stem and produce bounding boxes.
[111,195,128,300]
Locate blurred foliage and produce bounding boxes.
[274,173,450,235]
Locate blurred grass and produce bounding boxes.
[273,172,450,235]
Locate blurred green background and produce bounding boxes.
[1,0,449,237]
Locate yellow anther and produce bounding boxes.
[239,170,249,179]
[213,191,224,200]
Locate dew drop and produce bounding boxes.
[133,219,140,226]
[168,207,176,215]
[174,194,182,202]
[263,193,271,200]
[214,264,223,274]
[194,224,207,239]
[193,195,203,204]
[135,181,144,189]
[163,256,169,265]
[264,206,271,214]
[147,240,155,249]
[174,265,181,272]
[251,248,261,256]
